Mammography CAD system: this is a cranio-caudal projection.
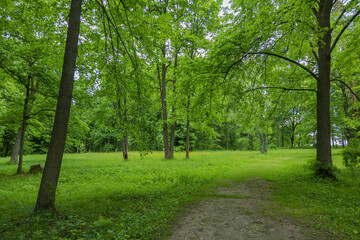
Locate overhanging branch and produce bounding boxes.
[240,86,317,96]
[246,52,319,81]
[331,9,360,54]
[331,79,360,102]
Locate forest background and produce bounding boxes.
[1,0,360,168]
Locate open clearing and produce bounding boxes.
[1,150,359,239]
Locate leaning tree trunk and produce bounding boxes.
[315,0,333,169]
[10,128,22,164]
[35,0,82,212]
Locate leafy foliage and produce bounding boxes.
[342,137,360,169]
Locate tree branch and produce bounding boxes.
[246,52,319,81]
[331,79,360,102]
[240,86,317,96]
[95,0,137,68]
[309,42,319,63]
[330,9,360,54]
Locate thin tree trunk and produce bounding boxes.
[315,0,333,168]
[169,116,175,158]
[262,130,267,154]
[255,122,263,153]
[122,137,128,160]
[169,52,178,159]
[10,128,22,164]
[281,125,285,147]
[226,121,229,150]
[122,94,128,161]
[159,44,171,159]
[276,121,279,148]
[186,94,190,159]
[17,83,30,174]
[35,0,82,212]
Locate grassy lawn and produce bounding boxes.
[0,149,359,239]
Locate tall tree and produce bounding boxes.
[35,0,82,212]
[225,0,360,176]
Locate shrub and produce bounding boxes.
[342,138,360,169]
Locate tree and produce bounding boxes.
[225,0,360,176]
[35,0,82,212]
[0,0,63,168]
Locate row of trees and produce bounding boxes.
[1,0,360,210]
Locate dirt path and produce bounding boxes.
[168,178,330,240]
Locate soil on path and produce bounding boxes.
[167,178,330,240]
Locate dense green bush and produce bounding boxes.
[342,138,360,169]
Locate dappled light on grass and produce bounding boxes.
[1,149,359,239]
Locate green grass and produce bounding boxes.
[0,149,359,239]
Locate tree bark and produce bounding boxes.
[35,0,82,212]
[122,137,128,161]
[169,52,178,159]
[281,125,285,147]
[10,128,22,164]
[290,123,295,148]
[161,60,170,159]
[186,94,191,159]
[276,121,279,148]
[122,94,128,161]
[262,130,267,154]
[255,122,263,153]
[17,83,30,174]
[226,121,229,150]
[315,0,333,167]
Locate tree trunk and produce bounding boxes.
[159,44,171,159]
[169,118,175,158]
[122,137,128,161]
[169,52,178,159]
[276,121,279,148]
[262,130,267,154]
[17,83,30,174]
[315,0,333,168]
[10,128,22,164]
[186,94,190,159]
[35,0,82,213]
[255,122,263,153]
[226,121,229,150]
[290,131,294,148]
[122,94,128,161]
[281,125,285,147]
